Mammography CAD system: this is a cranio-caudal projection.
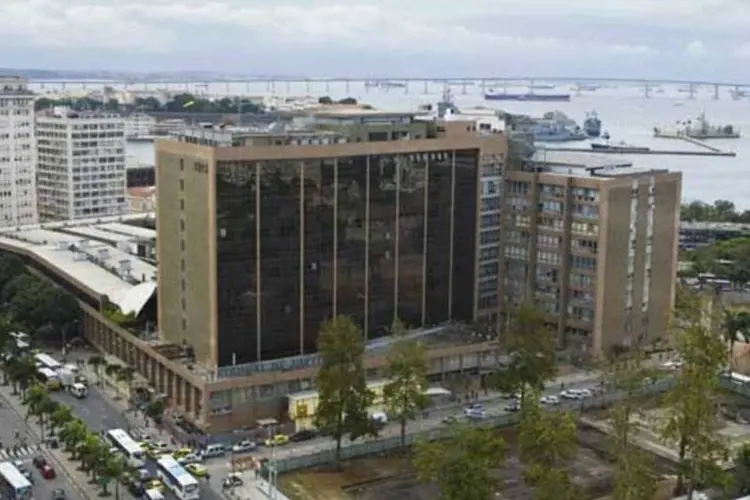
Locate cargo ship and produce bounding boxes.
[484,89,571,102]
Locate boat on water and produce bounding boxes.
[583,111,602,137]
[529,83,556,90]
[591,141,650,153]
[653,112,740,139]
[531,111,587,142]
[484,89,571,102]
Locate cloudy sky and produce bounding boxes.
[3,0,750,80]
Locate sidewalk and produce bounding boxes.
[222,471,291,500]
[0,383,97,500]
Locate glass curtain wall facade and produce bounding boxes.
[214,151,478,366]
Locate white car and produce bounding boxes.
[177,453,203,465]
[232,440,257,453]
[540,395,560,406]
[580,388,593,398]
[560,390,582,400]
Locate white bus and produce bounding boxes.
[34,353,62,371]
[156,455,200,500]
[105,429,146,467]
[37,367,62,390]
[0,461,32,499]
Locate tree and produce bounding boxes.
[49,404,74,436]
[383,321,430,449]
[78,433,107,479]
[145,398,166,423]
[661,289,731,498]
[88,355,106,386]
[118,365,137,400]
[517,389,578,500]
[22,383,48,421]
[7,355,37,396]
[733,443,750,497]
[314,315,374,466]
[491,303,557,402]
[413,423,507,500]
[59,420,89,458]
[105,363,122,397]
[606,349,658,500]
[96,453,124,497]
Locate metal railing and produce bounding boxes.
[265,376,750,474]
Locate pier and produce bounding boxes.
[545,147,736,157]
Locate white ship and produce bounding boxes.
[653,113,740,139]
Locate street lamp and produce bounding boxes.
[265,426,278,500]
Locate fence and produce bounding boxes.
[266,378,687,474]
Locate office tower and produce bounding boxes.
[156,112,506,368]
[36,108,127,221]
[500,165,682,357]
[0,77,37,225]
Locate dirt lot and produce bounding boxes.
[278,426,649,500]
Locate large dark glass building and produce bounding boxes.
[156,115,507,368]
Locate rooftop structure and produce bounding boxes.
[0,214,156,315]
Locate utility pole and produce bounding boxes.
[266,425,278,499]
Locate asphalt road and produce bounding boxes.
[0,386,83,500]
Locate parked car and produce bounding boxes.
[290,429,317,442]
[33,456,56,479]
[51,488,67,500]
[264,434,290,447]
[464,408,486,420]
[540,395,560,406]
[14,461,33,484]
[504,401,520,412]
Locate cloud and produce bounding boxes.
[607,44,660,56]
[684,40,708,57]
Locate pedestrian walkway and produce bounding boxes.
[0,443,44,461]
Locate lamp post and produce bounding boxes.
[266,426,278,500]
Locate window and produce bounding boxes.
[180,179,184,191]
[180,199,185,210]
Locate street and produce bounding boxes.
[0,386,87,500]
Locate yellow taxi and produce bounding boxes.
[173,448,193,459]
[145,479,164,492]
[264,434,289,447]
[185,463,209,478]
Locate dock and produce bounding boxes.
[544,147,736,157]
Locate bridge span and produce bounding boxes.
[26,76,750,100]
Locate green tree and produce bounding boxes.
[105,363,122,398]
[492,303,557,402]
[49,404,74,436]
[382,320,430,449]
[7,355,37,396]
[732,443,750,496]
[313,315,374,466]
[117,365,136,400]
[517,389,578,500]
[661,289,731,497]
[78,433,107,479]
[607,349,658,500]
[145,398,167,424]
[88,355,106,386]
[22,383,48,421]
[59,419,89,458]
[413,423,507,500]
[96,453,124,496]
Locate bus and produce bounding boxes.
[0,461,32,499]
[37,367,61,390]
[155,455,200,500]
[106,429,146,467]
[34,353,62,371]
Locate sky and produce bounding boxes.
[3,0,750,80]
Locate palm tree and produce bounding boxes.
[88,355,106,386]
[23,384,48,421]
[105,364,122,399]
[78,433,106,480]
[96,454,125,497]
[723,309,750,370]
[49,405,74,437]
[59,419,89,458]
[144,398,167,425]
[8,356,37,396]
[36,398,58,439]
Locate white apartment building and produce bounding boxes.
[36,108,127,221]
[125,113,156,139]
[0,77,37,226]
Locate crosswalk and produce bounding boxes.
[0,444,44,461]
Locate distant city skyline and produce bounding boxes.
[4,0,750,81]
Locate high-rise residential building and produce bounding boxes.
[36,108,127,221]
[0,77,37,226]
[156,112,506,368]
[499,162,681,358]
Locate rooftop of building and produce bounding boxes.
[37,107,123,120]
[0,76,32,96]
[532,149,634,170]
[307,105,423,118]
[0,214,157,315]
[679,221,750,232]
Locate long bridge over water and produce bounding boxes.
[26,76,750,100]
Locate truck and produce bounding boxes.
[57,368,76,388]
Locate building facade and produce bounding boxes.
[156,115,506,368]
[499,166,682,357]
[36,109,127,221]
[0,77,37,226]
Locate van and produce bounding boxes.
[69,383,88,399]
[203,443,227,458]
